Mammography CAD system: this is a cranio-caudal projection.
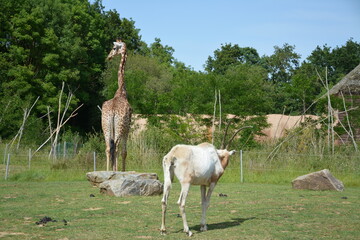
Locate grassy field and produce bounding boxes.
[0,180,359,239]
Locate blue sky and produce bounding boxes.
[101,0,360,71]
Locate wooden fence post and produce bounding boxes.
[93,152,96,171]
[28,148,32,169]
[5,154,10,180]
[240,150,243,183]
[3,143,8,165]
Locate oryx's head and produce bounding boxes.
[216,149,236,169]
[107,38,125,61]
[216,120,253,169]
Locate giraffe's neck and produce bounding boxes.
[116,52,128,97]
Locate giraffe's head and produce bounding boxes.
[107,39,125,61]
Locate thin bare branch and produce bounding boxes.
[340,91,358,151]
[33,104,83,156]
[8,96,39,150]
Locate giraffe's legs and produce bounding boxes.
[113,139,119,172]
[103,133,111,171]
[105,143,111,171]
[114,138,127,172]
[121,139,128,172]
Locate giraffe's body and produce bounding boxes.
[102,39,132,171]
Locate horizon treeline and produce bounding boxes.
[1,0,360,144]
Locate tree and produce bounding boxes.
[307,39,360,85]
[149,38,175,66]
[205,43,260,74]
[263,43,301,84]
[219,64,274,116]
[0,0,144,139]
[286,63,320,114]
[307,44,337,85]
[261,43,301,114]
[103,9,144,52]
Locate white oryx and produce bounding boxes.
[160,142,236,236]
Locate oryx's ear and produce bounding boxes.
[229,150,236,155]
[113,42,117,45]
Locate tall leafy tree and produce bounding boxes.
[332,38,360,75]
[149,38,175,66]
[263,43,300,84]
[286,63,320,114]
[103,9,144,52]
[205,43,260,74]
[307,39,360,85]
[0,0,143,139]
[261,43,301,114]
[219,64,274,115]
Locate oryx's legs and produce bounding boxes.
[178,182,192,236]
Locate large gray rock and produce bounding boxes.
[99,178,163,197]
[292,169,344,191]
[86,171,159,186]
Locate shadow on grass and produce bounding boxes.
[180,217,256,233]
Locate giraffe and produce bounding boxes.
[101,38,132,172]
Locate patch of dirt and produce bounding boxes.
[83,207,103,211]
[23,217,33,224]
[0,232,26,237]
[3,195,17,199]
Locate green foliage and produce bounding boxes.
[0,0,359,154]
[285,63,321,114]
[205,43,260,74]
[219,64,274,115]
[264,43,301,84]
[307,38,360,85]
[0,0,143,139]
[80,132,105,154]
[149,38,175,66]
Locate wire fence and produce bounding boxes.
[1,143,359,182]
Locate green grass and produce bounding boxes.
[1,146,359,187]
[0,180,359,239]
